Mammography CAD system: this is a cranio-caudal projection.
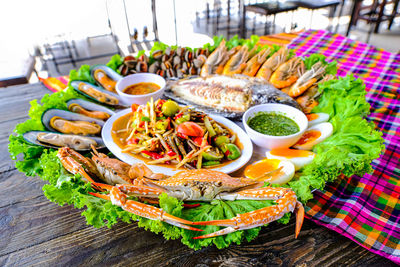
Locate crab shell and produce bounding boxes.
[143,169,262,201]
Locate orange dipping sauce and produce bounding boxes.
[296,130,321,145]
[123,82,161,95]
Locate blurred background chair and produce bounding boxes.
[243,1,299,36]
[346,0,400,42]
[286,0,342,30]
[123,0,160,53]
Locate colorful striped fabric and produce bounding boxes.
[39,76,69,92]
[287,29,400,264]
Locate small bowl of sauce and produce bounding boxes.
[116,73,166,105]
[243,104,308,150]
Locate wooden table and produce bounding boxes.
[0,56,35,87]
[1,83,397,266]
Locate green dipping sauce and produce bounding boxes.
[247,111,299,136]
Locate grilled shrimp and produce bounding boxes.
[288,62,326,97]
[242,48,271,77]
[269,57,304,89]
[255,47,289,80]
[200,40,229,77]
[222,46,250,75]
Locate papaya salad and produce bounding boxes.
[119,98,241,169]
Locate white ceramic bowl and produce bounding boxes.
[116,73,166,105]
[242,104,308,150]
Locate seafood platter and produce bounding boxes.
[9,35,383,249]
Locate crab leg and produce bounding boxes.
[90,185,202,232]
[192,188,304,239]
[92,182,165,199]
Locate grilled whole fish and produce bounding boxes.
[164,75,300,119]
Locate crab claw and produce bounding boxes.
[57,147,98,183]
[90,185,202,232]
[192,188,303,239]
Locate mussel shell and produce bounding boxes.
[66,98,115,117]
[185,50,193,62]
[91,65,122,91]
[148,61,160,73]
[23,131,105,151]
[176,47,185,57]
[125,60,137,69]
[119,65,129,76]
[151,50,163,60]
[42,109,105,135]
[70,81,121,106]
[136,61,148,72]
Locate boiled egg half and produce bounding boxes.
[244,158,295,185]
[293,122,333,150]
[306,113,329,127]
[265,148,316,171]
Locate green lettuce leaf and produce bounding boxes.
[290,75,384,202]
[303,54,337,75]
[106,54,124,72]
[69,65,95,84]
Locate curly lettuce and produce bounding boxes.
[289,75,384,202]
[303,54,337,75]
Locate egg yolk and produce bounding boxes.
[296,130,321,145]
[306,114,319,121]
[270,148,314,158]
[244,159,282,180]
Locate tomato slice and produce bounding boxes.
[177,122,204,137]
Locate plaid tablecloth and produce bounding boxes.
[287,29,400,264]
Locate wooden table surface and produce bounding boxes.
[1,83,397,267]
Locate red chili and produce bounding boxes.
[167,150,176,156]
[127,138,139,145]
[175,113,183,119]
[156,100,166,110]
[142,150,162,159]
[224,150,230,156]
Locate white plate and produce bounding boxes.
[102,108,253,176]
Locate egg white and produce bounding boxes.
[265,149,316,171]
[307,113,329,127]
[294,122,333,150]
[271,159,295,184]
